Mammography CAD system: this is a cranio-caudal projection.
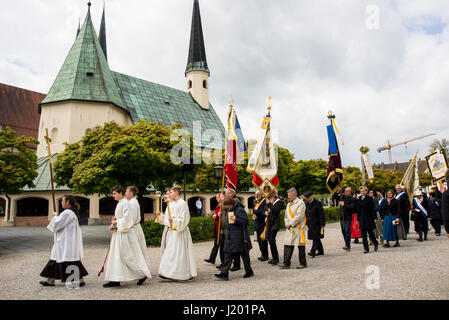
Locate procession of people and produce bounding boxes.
[38,169,449,288]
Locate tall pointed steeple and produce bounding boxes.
[40,1,124,110]
[185,0,209,74]
[98,0,107,61]
[185,0,210,110]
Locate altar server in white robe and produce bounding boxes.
[39,195,88,287]
[156,186,197,281]
[102,185,151,288]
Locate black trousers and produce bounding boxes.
[430,218,441,234]
[401,212,410,234]
[310,239,324,255]
[257,229,269,258]
[220,251,253,276]
[361,229,378,252]
[208,234,225,264]
[267,230,279,261]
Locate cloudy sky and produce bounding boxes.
[1,0,448,168]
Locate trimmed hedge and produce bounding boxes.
[142,206,340,247]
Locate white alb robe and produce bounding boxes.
[47,209,84,263]
[104,198,151,282]
[158,198,197,280]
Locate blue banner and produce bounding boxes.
[327,124,338,156]
[234,113,247,152]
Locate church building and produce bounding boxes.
[0,1,254,227]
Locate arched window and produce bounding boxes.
[203,80,208,89]
[188,80,192,89]
[51,127,58,144]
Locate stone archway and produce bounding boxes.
[0,197,5,219]
[15,197,49,226]
[210,196,218,212]
[57,196,90,225]
[247,196,256,210]
[99,197,117,225]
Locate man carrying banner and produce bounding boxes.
[247,97,280,265]
[442,170,449,238]
[252,190,268,261]
[279,188,307,269]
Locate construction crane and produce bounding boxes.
[377,133,436,163]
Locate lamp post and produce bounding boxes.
[214,165,223,193]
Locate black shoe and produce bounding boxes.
[316,252,324,256]
[354,239,359,243]
[214,273,228,281]
[383,243,390,248]
[216,265,223,269]
[307,252,315,258]
[243,272,254,278]
[374,245,378,251]
[268,260,279,265]
[103,281,120,288]
[39,280,55,287]
[79,281,86,287]
[417,237,423,242]
[258,256,268,261]
[157,274,172,281]
[363,250,369,254]
[393,242,400,247]
[424,234,428,240]
[230,266,241,272]
[137,276,147,286]
[204,259,215,264]
[342,246,350,251]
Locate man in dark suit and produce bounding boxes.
[340,187,357,251]
[441,170,449,238]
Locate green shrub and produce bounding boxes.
[324,206,340,222]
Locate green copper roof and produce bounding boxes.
[112,71,224,149]
[40,5,125,110]
[23,154,70,192]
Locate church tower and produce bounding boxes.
[36,2,131,158]
[185,0,210,110]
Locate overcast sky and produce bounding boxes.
[1,0,448,168]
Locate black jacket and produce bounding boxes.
[357,196,376,230]
[252,198,266,233]
[427,198,442,220]
[266,197,282,234]
[442,190,449,234]
[339,195,357,222]
[379,198,400,219]
[223,202,252,254]
[305,199,325,240]
[397,193,410,218]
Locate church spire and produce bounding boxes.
[185,0,210,110]
[40,1,124,110]
[99,0,107,61]
[185,0,209,74]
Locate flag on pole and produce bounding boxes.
[326,123,343,193]
[247,98,278,198]
[400,151,419,204]
[225,106,246,192]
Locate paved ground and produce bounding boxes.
[0,222,448,300]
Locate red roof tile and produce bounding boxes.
[0,83,45,140]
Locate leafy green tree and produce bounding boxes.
[429,138,448,157]
[290,159,328,195]
[365,168,403,194]
[54,120,191,222]
[0,127,39,220]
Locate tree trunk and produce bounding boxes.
[137,187,146,224]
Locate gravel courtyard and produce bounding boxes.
[0,222,448,300]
